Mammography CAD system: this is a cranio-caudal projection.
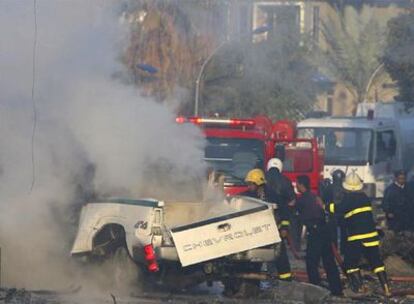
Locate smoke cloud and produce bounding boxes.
[0,0,205,289]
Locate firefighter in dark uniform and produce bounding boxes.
[265,158,295,281]
[321,169,346,207]
[294,175,343,296]
[242,168,293,281]
[223,168,265,297]
[382,170,410,232]
[329,172,391,296]
[266,158,298,248]
[295,175,343,295]
[408,177,414,230]
[241,168,267,199]
[321,170,347,253]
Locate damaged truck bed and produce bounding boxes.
[71,196,281,292]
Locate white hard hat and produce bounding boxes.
[267,158,283,172]
[343,172,363,191]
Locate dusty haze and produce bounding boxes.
[0,0,206,289]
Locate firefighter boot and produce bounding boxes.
[356,271,369,293]
[348,271,363,293]
[377,271,391,297]
[278,273,293,281]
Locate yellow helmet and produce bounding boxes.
[343,172,363,191]
[245,169,266,186]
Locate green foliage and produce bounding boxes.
[383,13,414,102]
[200,27,318,119]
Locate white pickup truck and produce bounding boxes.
[71,196,281,294]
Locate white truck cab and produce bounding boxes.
[297,102,414,198]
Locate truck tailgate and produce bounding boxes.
[170,202,280,267]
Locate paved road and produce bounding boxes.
[3,280,413,304]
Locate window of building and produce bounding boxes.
[239,5,249,36]
[257,4,301,42]
[313,6,320,43]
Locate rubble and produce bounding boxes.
[0,288,40,304]
[3,280,414,304]
[269,281,330,304]
[385,256,414,277]
[381,231,414,274]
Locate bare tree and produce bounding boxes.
[122,0,227,109]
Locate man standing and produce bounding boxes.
[265,158,298,248]
[382,170,410,232]
[330,172,391,296]
[407,176,414,231]
[321,170,346,207]
[265,158,295,281]
[295,175,343,296]
[321,169,347,253]
[242,168,293,282]
[222,168,265,297]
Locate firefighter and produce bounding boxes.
[265,158,299,250]
[265,159,293,199]
[265,158,294,281]
[320,170,346,208]
[382,170,410,232]
[242,168,293,282]
[242,168,266,199]
[329,172,391,296]
[295,175,343,296]
[408,177,414,230]
[221,169,267,297]
[322,169,347,253]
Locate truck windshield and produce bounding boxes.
[204,138,264,185]
[297,127,373,165]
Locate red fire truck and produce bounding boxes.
[176,116,323,195]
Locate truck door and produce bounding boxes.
[373,129,398,194]
[274,139,322,194]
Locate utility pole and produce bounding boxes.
[194,25,270,116]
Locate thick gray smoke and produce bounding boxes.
[0,0,205,289]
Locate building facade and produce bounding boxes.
[226,0,412,115]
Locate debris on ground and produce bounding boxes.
[3,281,414,304]
[382,231,414,266]
[385,256,414,276]
[0,288,40,304]
[269,281,330,304]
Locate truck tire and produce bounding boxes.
[222,262,261,298]
[154,263,206,292]
[223,279,260,298]
[85,225,145,292]
[110,247,143,294]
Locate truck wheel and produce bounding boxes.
[239,280,260,298]
[154,263,206,292]
[223,279,260,298]
[222,262,261,298]
[110,247,143,293]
